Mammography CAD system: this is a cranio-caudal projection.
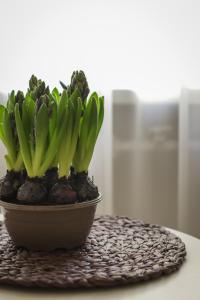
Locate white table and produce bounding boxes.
[0,229,199,300]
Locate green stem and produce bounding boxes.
[4,155,13,171]
[13,152,24,172]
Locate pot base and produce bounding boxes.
[0,196,102,251]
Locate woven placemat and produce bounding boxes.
[0,216,186,288]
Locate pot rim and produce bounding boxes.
[0,194,102,211]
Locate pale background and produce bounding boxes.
[1,0,200,237]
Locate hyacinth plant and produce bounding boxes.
[0,91,25,200]
[0,71,104,204]
[69,92,104,200]
[60,71,104,200]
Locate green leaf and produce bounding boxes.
[82,98,98,171]
[77,95,93,161]
[0,105,5,123]
[58,104,74,177]
[86,98,98,150]
[49,102,57,139]
[60,81,68,90]
[3,109,16,164]
[97,96,104,137]
[33,103,49,176]
[57,90,68,126]
[27,95,36,122]
[6,90,15,113]
[52,87,60,103]
[38,107,68,176]
[4,154,13,170]
[22,100,31,139]
[13,152,23,172]
[73,96,99,172]
[15,103,32,176]
[70,97,82,154]
[69,87,80,103]
[0,124,6,144]
[90,92,98,101]
[0,105,6,144]
[22,96,36,144]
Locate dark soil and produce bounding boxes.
[44,167,58,191]
[0,170,23,201]
[69,167,99,202]
[49,177,77,204]
[0,168,99,205]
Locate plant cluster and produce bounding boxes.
[0,71,104,204]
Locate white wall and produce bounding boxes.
[1,0,200,98]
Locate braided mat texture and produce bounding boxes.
[0,216,186,288]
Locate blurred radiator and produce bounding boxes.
[112,89,200,238]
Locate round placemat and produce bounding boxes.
[0,216,186,288]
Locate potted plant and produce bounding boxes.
[0,71,104,250]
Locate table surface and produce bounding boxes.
[0,228,199,300]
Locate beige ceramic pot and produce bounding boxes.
[0,195,102,251]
